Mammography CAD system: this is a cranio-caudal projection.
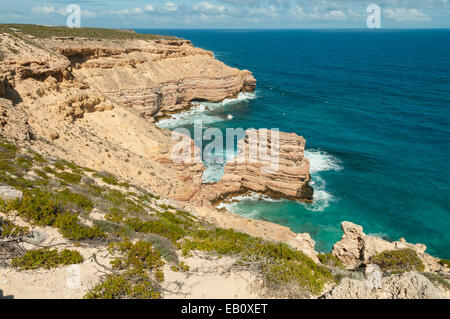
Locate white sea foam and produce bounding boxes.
[301,150,343,212]
[156,92,257,129]
[216,149,343,213]
[305,149,343,173]
[216,192,282,211]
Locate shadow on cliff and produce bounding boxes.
[0,289,14,299]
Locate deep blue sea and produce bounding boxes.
[137,29,450,259]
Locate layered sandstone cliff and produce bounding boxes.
[203,129,313,203]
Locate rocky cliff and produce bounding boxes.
[203,129,313,203]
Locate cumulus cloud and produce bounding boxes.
[384,8,431,21]
[31,5,65,15]
[193,2,226,13]
[164,2,179,12]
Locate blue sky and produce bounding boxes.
[0,0,449,28]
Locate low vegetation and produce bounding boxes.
[0,217,29,238]
[370,249,425,273]
[12,248,84,270]
[0,135,334,298]
[85,240,163,299]
[0,24,174,40]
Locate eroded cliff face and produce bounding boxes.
[0,29,320,260]
[38,36,256,120]
[0,31,255,204]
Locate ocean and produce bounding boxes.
[137,29,450,259]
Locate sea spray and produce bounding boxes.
[157,92,257,129]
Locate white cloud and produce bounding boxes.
[193,2,226,14]
[323,10,347,21]
[31,5,66,16]
[164,2,179,12]
[249,5,278,18]
[384,8,431,22]
[144,5,155,12]
[291,6,346,20]
[31,6,56,14]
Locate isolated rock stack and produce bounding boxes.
[205,129,313,202]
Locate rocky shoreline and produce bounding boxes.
[0,25,448,299]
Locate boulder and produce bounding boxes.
[331,221,446,273]
[323,271,443,299]
[0,186,23,202]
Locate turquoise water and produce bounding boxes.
[138,29,450,258]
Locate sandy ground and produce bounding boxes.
[163,253,264,299]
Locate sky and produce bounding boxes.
[0,0,449,29]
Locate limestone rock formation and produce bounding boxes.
[323,271,444,299]
[332,221,445,273]
[39,36,256,120]
[0,186,23,202]
[204,129,313,203]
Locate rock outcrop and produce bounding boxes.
[324,271,444,299]
[332,221,446,273]
[204,129,313,203]
[39,36,256,120]
[0,186,23,202]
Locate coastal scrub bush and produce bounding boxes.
[54,213,105,241]
[85,240,164,299]
[3,189,61,226]
[318,253,344,269]
[146,233,179,264]
[12,248,83,270]
[56,189,93,212]
[125,217,186,244]
[84,275,131,299]
[182,228,333,296]
[0,217,29,238]
[93,171,119,185]
[422,272,450,291]
[370,249,425,272]
[54,171,82,184]
[438,259,450,268]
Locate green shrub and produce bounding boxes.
[146,234,179,264]
[86,240,164,299]
[84,275,131,299]
[55,171,82,184]
[94,172,119,185]
[34,169,49,179]
[422,272,450,291]
[3,189,61,226]
[93,220,134,238]
[370,249,425,272]
[54,213,105,241]
[0,217,29,238]
[12,248,83,270]
[56,189,93,212]
[318,253,344,269]
[438,259,450,268]
[125,217,186,244]
[182,228,333,296]
[16,156,33,170]
[105,207,125,223]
